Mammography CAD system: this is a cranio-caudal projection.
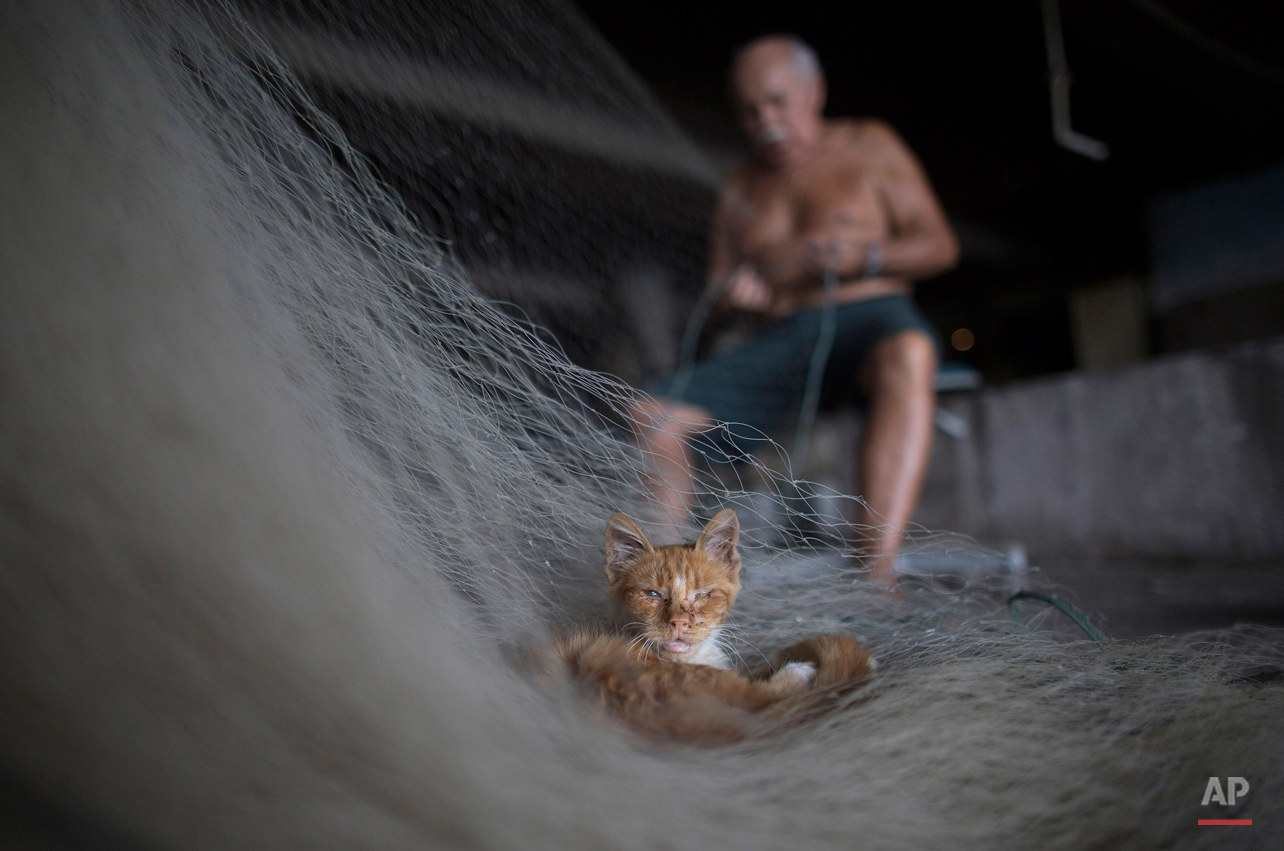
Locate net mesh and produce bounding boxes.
[3,0,1283,847]
[237,0,718,381]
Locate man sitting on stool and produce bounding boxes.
[633,34,959,588]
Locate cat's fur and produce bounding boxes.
[556,509,876,743]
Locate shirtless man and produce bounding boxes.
[634,35,959,587]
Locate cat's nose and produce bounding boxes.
[670,618,688,634]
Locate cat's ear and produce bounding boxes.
[605,512,652,582]
[695,508,740,574]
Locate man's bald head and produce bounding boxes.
[730,35,827,167]
[732,35,823,85]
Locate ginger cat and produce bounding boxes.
[556,508,876,744]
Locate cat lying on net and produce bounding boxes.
[555,508,876,744]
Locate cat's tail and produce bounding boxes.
[776,633,877,690]
[745,633,877,736]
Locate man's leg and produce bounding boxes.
[855,330,937,587]
[630,398,713,531]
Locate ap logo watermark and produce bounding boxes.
[1198,776,1252,826]
[1202,776,1249,806]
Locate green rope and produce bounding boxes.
[1008,590,1109,643]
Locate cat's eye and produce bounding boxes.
[644,590,662,598]
[692,591,707,600]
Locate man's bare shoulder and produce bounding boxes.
[830,118,909,155]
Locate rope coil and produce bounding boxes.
[1008,590,1110,643]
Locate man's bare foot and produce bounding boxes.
[841,546,901,595]
[868,553,898,590]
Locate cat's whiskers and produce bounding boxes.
[711,622,772,669]
[623,628,656,658]
[724,643,754,671]
[712,627,750,670]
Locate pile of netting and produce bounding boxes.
[1,1,1281,849]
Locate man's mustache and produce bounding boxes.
[757,126,788,146]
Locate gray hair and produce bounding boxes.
[731,34,824,84]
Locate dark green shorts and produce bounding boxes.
[648,294,938,463]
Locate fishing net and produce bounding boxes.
[2,0,1282,848]
[237,0,719,382]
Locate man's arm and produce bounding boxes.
[708,178,773,312]
[707,182,742,284]
[865,121,959,279]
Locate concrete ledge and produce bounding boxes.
[916,336,1284,559]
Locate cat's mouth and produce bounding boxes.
[661,639,692,655]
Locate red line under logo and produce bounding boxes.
[1198,819,1251,826]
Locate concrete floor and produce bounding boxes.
[1027,555,1284,640]
[741,545,1284,641]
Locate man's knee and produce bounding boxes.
[865,331,937,395]
[631,397,713,440]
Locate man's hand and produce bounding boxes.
[723,264,774,313]
[799,236,868,279]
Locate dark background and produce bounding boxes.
[576,0,1284,381]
